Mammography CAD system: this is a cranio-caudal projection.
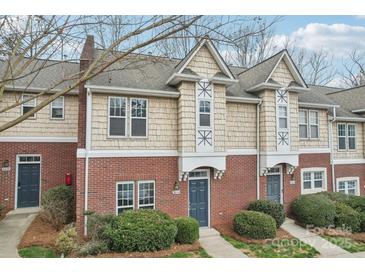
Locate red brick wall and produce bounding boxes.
[75,155,257,232]
[0,142,77,210]
[259,153,332,212]
[334,164,365,196]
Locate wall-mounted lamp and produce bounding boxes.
[173,181,180,191]
[2,160,9,168]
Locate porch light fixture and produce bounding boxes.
[173,181,180,191]
[2,160,9,168]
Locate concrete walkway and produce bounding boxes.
[281,218,350,258]
[199,228,247,258]
[0,208,39,258]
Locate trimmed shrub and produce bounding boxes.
[360,212,365,232]
[103,210,177,252]
[247,200,285,228]
[0,204,5,216]
[335,202,361,232]
[291,194,336,227]
[319,191,365,213]
[233,210,276,239]
[40,185,74,230]
[175,217,199,244]
[55,225,78,256]
[76,241,109,257]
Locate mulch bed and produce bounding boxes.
[83,241,202,258]
[18,214,59,249]
[214,223,293,244]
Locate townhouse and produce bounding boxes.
[1,36,364,234]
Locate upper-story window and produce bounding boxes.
[338,123,356,150]
[131,98,148,137]
[21,94,36,118]
[299,109,319,139]
[50,96,64,119]
[278,106,288,129]
[199,100,211,127]
[276,88,290,150]
[109,96,127,137]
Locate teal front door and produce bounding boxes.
[189,179,209,227]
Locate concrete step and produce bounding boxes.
[7,207,40,216]
[199,228,220,238]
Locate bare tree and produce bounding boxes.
[341,49,365,87]
[0,15,204,132]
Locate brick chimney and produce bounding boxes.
[78,35,95,149]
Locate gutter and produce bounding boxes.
[226,96,262,104]
[330,106,337,193]
[83,87,92,236]
[256,100,262,199]
[298,102,340,109]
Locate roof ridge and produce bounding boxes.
[327,84,365,95]
[237,49,286,76]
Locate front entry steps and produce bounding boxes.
[199,228,247,258]
[7,207,40,216]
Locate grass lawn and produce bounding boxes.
[223,236,319,258]
[167,248,211,258]
[322,235,365,253]
[18,246,59,258]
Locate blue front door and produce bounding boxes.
[267,174,281,204]
[189,179,209,227]
[17,163,40,208]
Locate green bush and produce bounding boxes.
[40,185,74,230]
[76,241,109,257]
[87,213,116,241]
[291,194,336,227]
[334,202,361,232]
[103,210,177,252]
[0,204,5,216]
[319,192,365,213]
[233,211,276,239]
[174,217,199,244]
[55,225,78,256]
[247,200,285,228]
[360,212,365,232]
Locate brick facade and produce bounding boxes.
[0,142,77,211]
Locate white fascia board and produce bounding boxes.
[0,136,77,142]
[299,148,331,154]
[5,85,78,95]
[352,108,365,113]
[298,102,340,109]
[246,82,282,92]
[335,117,365,122]
[165,73,201,86]
[226,96,261,104]
[287,86,310,92]
[208,77,239,86]
[226,148,257,155]
[333,158,365,165]
[85,85,180,98]
[77,149,179,158]
[260,151,299,169]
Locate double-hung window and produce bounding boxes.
[116,182,134,214]
[109,97,127,137]
[138,181,155,209]
[299,109,319,139]
[51,96,64,119]
[21,94,36,118]
[131,98,147,137]
[199,100,211,127]
[337,177,359,196]
[301,168,327,194]
[337,123,356,150]
[278,105,288,129]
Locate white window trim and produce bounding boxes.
[130,98,148,138]
[336,177,360,196]
[137,180,155,209]
[337,123,347,151]
[276,88,290,151]
[309,110,319,139]
[347,123,356,151]
[107,96,127,138]
[300,167,327,194]
[115,181,135,214]
[21,94,37,119]
[50,96,65,120]
[196,80,214,152]
[299,109,308,140]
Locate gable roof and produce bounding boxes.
[237,49,307,92]
[326,85,365,114]
[175,37,235,80]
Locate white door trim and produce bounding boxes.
[188,168,211,228]
[15,154,42,209]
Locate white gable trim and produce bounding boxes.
[265,51,307,88]
[177,38,235,80]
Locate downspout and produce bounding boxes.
[330,106,337,193]
[256,100,262,199]
[84,87,92,236]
